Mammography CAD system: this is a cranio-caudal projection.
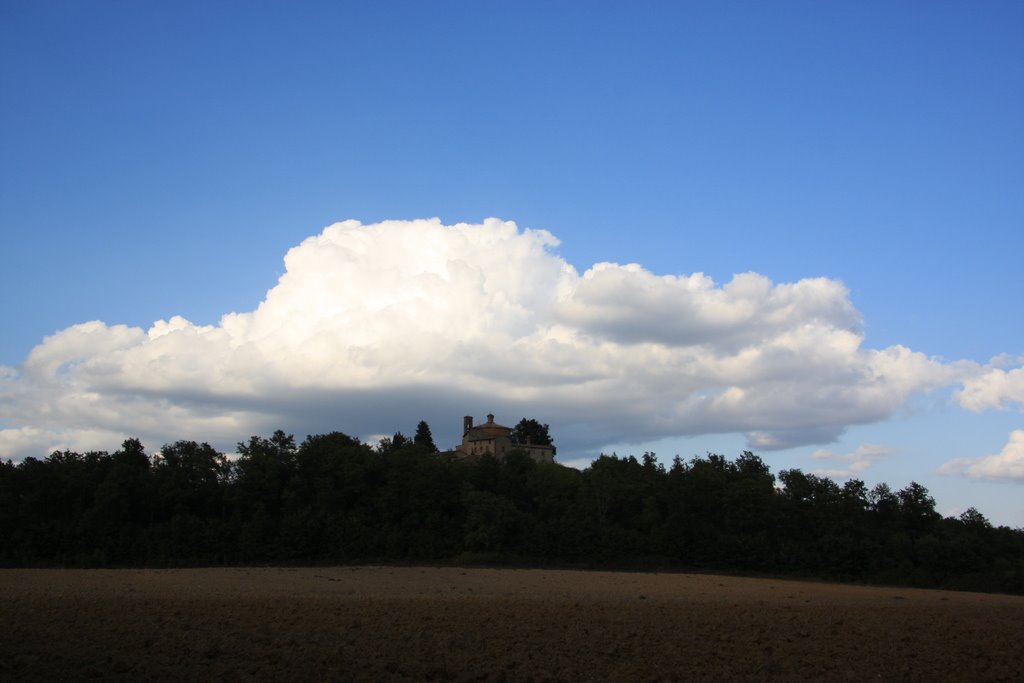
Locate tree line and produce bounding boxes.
[1,424,1022,594]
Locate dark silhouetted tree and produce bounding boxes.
[414,421,439,452]
[511,418,555,454]
[377,432,410,454]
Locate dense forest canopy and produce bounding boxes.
[1,423,1022,594]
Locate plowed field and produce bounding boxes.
[2,566,1022,681]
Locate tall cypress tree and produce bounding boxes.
[414,420,439,452]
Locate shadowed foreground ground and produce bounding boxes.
[2,566,1022,681]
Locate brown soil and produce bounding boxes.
[2,566,1021,682]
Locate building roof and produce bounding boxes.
[464,414,512,441]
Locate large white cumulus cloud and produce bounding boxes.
[0,218,1003,460]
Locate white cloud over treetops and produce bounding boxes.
[809,443,893,479]
[939,430,1024,481]
[0,218,1014,463]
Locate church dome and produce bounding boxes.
[465,414,512,441]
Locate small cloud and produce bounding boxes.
[558,456,596,471]
[747,425,846,451]
[956,364,1024,413]
[809,443,893,479]
[944,506,966,519]
[938,430,1024,481]
[362,434,389,447]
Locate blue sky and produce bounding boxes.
[2,2,1022,524]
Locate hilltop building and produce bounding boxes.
[452,414,555,463]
